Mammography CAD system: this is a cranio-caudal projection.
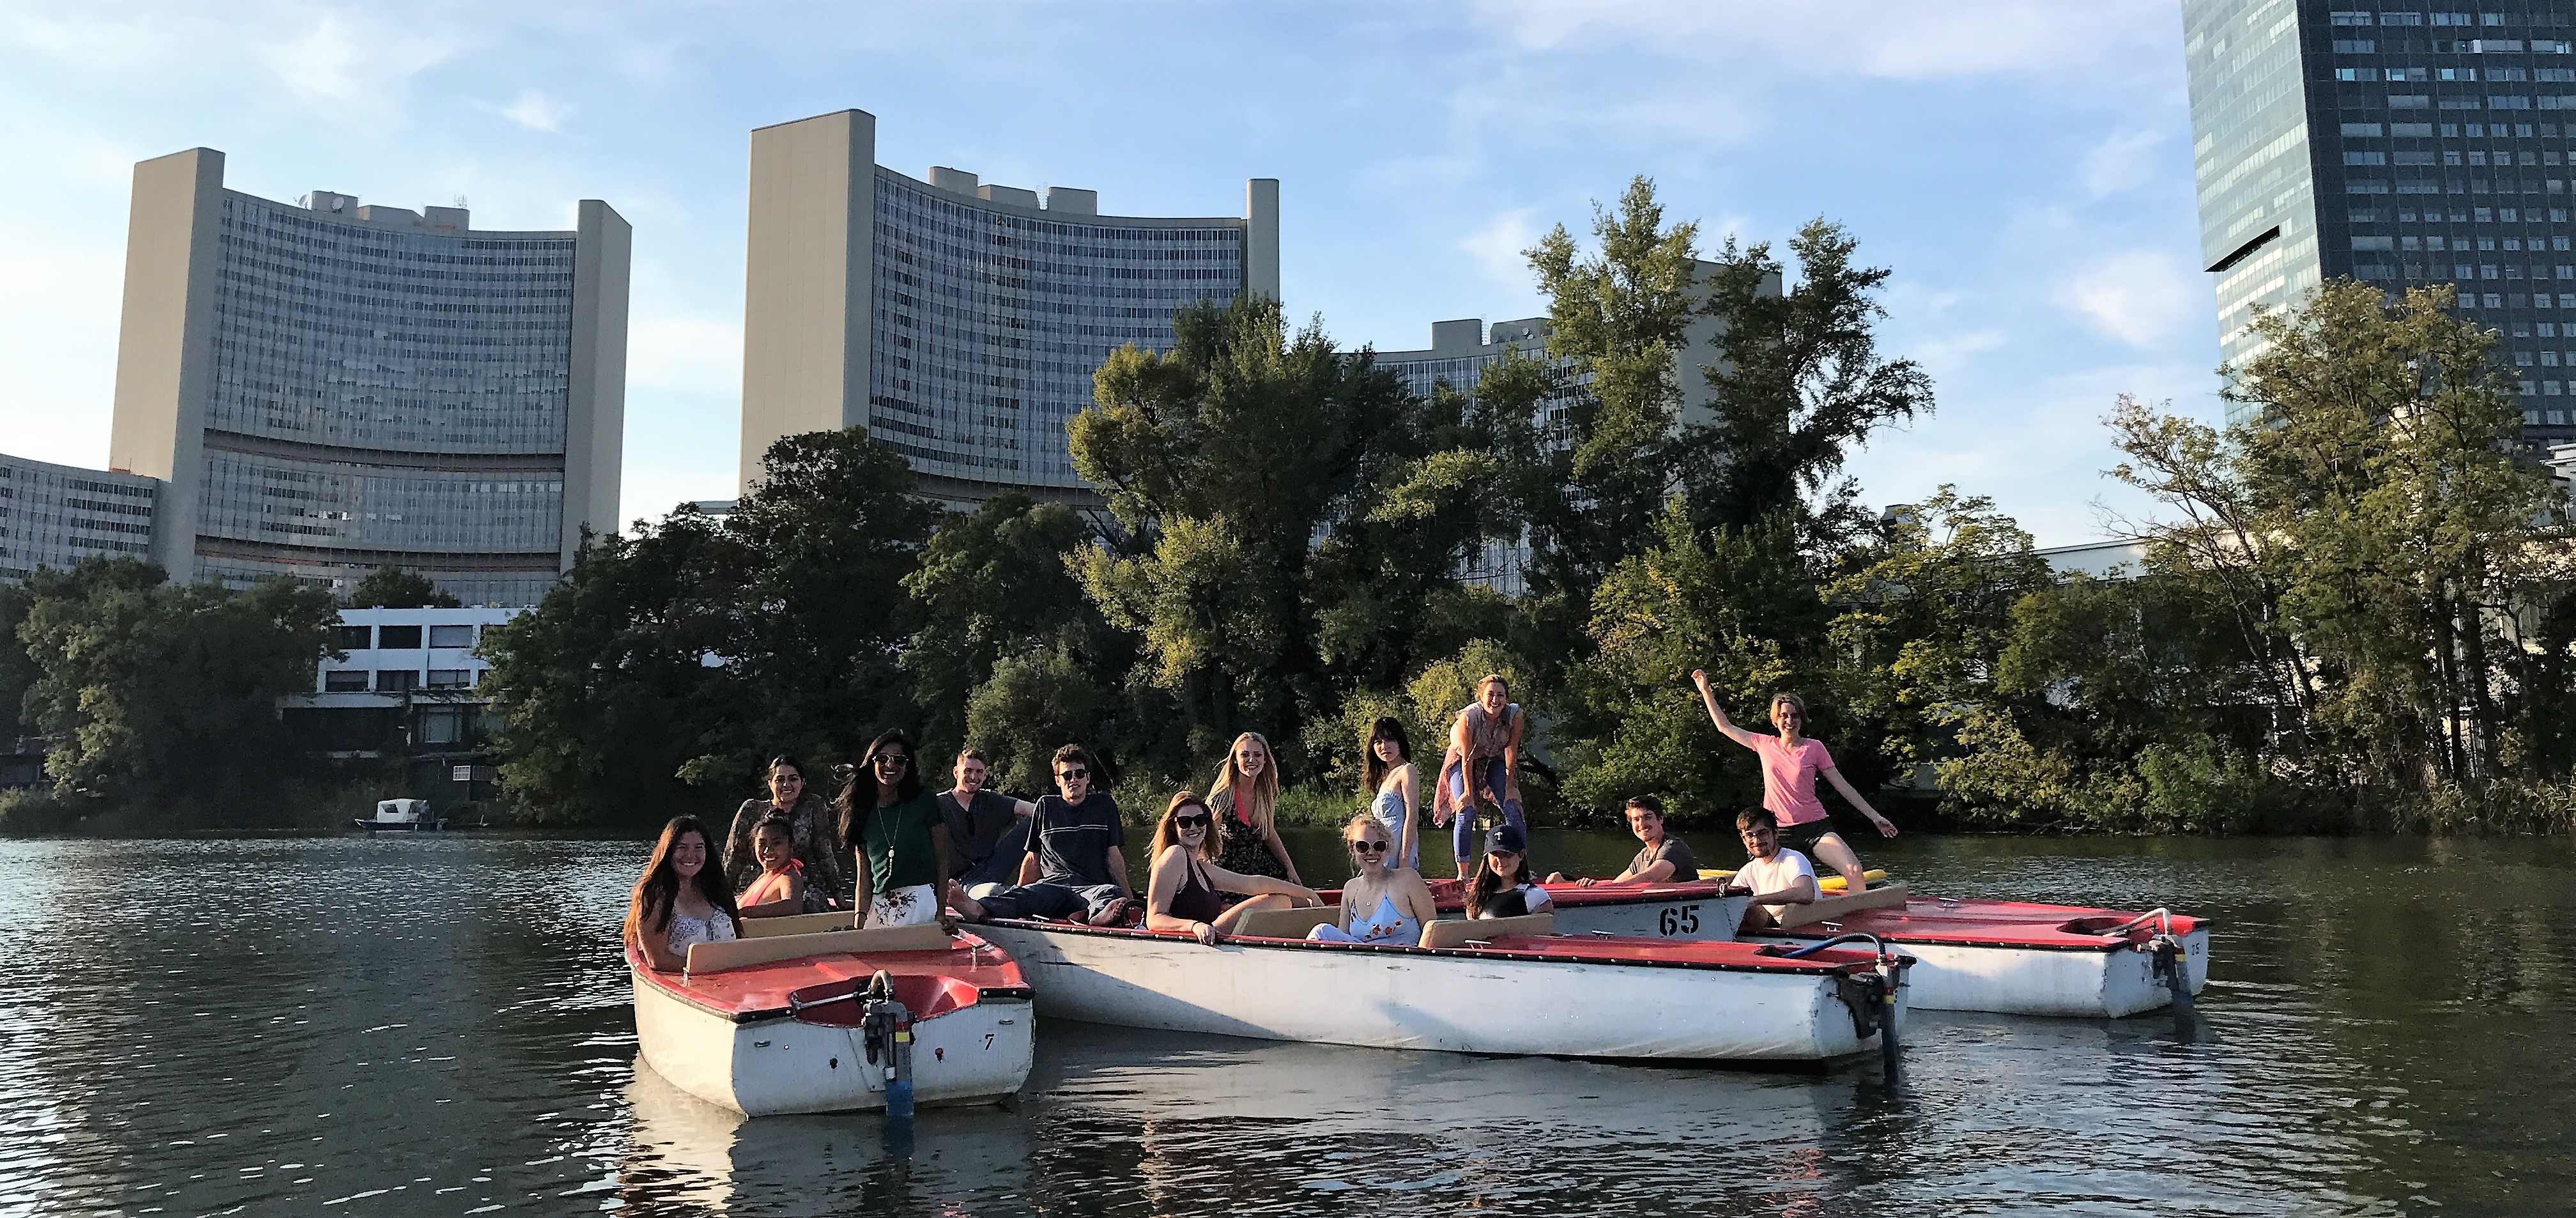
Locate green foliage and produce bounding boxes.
[901,492,1103,759]
[1070,293,1506,780]
[6,557,341,821]
[479,428,937,826]
[344,564,461,608]
[962,642,1114,798]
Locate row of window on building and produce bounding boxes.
[322,668,480,693]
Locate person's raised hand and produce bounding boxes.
[1691,669,1712,693]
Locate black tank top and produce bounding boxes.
[1168,855,1228,924]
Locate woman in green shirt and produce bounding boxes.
[838,730,953,927]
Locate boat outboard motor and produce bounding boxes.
[1785,933,1907,1078]
[2150,930,2196,1024]
[859,970,916,1120]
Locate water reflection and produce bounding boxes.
[0,833,2568,1215]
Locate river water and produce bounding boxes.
[1,829,2568,1217]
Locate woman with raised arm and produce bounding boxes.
[1208,732,1301,897]
[723,755,843,913]
[1432,674,1524,879]
[1307,814,1440,946]
[1144,792,1320,945]
[1362,717,1421,873]
[625,815,743,973]
[1691,670,1897,898]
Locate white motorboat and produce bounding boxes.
[629,918,1035,1116]
[974,907,1909,1065]
[1742,892,2212,1019]
[353,798,442,831]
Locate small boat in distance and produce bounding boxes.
[974,907,1909,1065]
[631,916,1034,1116]
[353,798,443,831]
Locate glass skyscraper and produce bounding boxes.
[107,148,631,606]
[738,109,1280,509]
[2184,0,2576,447]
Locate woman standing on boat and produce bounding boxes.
[1209,732,1301,897]
[1308,814,1439,945]
[1362,718,1421,873]
[839,731,953,929]
[1432,675,1524,878]
[625,815,742,972]
[1144,792,1321,944]
[724,756,843,914]
[1692,671,1896,898]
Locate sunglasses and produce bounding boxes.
[1347,839,1390,854]
[1056,767,1088,780]
[871,754,910,769]
[1174,813,1211,829]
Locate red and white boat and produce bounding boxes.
[973,907,1908,1064]
[1740,890,2212,1018]
[629,917,1035,1116]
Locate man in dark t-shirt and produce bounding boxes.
[1549,795,1697,886]
[940,748,1036,888]
[948,744,1135,925]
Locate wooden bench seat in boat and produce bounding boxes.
[1774,882,1909,930]
[1419,911,1554,949]
[1229,906,1337,939]
[686,922,953,975]
[737,910,858,938]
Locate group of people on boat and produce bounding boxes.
[622,670,1897,969]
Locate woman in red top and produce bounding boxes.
[1692,670,1896,898]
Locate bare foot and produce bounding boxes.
[945,881,988,922]
[1088,897,1140,927]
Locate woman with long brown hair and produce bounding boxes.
[1361,716,1420,873]
[1208,732,1300,896]
[1144,792,1319,944]
[624,815,742,972]
[723,755,842,913]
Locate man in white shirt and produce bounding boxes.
[1724,808,1818,932]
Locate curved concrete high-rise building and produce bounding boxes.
[739,109,1279,507]
[107,148,630,605]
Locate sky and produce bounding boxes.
[0,1,2218,548]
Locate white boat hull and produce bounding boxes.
[630,967,1034,1116]
[977,924,1901,1062]
[1749,927,2211,1018]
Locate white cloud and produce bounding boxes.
[1471,1,2175,81]
[2081,128,2168,197]
[2065,251,2199,348]
[500,88,569,132]
[1459,207,1542,288]
[257,15,454,104]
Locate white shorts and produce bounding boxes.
[866,883,941,927]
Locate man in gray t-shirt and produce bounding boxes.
[949,744,1135,926]
[940,750,1035,888]
[1550,795,1697,886]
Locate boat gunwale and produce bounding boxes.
[627,938,1033,1026]
[1759,914,2214,955]
[980,916,1894,976]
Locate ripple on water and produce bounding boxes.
[0,833,2568,1215]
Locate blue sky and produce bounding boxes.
[0,1,2213,548]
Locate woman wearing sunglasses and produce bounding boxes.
[1144,792,1320,944]
[838,729,953,929]
[1307,815,1439,946]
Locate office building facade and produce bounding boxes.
[2183,0,2576,446]
[738,109,1280,507]
[107,148,631,606]
[0,451,160,583]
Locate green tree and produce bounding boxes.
[1689,220,1936,544]
[344,564,461,608]
[13,558,340,819]
[480,428,939,826]
[901,492,1105,760]
[1070,294,1496,778]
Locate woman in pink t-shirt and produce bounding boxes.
[1691,670,1897,898]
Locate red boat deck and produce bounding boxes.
[629,932,1029,1025]
[1763,897,2205,952]
[985,916,1896,976]
[1333,878,1735,910]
